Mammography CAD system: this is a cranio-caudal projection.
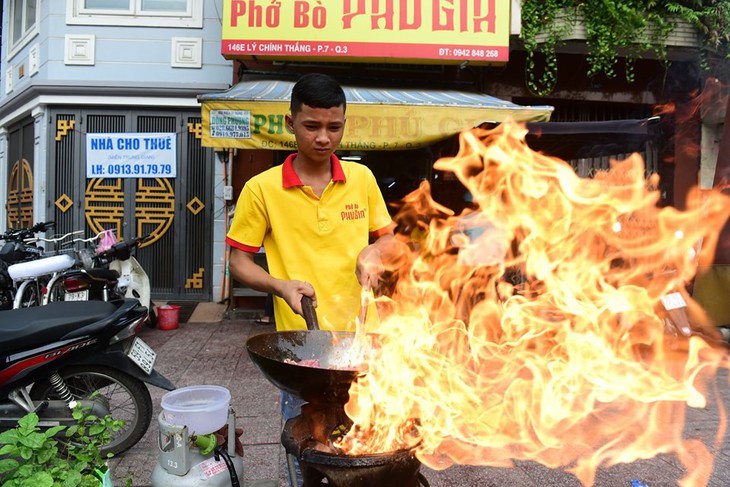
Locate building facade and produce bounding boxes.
[1,1,725,309]
[0,0,232,301]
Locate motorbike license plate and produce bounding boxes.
[64,290,89,301]
[128,337,156,375]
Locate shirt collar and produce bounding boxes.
[282,153,347,188]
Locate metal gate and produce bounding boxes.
[48,108,215,301]
[514,98,661,176]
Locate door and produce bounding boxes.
[6,117,35,229]
[48,108,215,300]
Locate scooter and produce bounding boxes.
[0,298,175,455]
[45,234,157,327]
[0,221,57,310]
[8,230,83,309]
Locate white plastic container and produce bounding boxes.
[8,254,75,280]
[161,385,231,435]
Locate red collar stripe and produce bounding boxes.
[282,154,346,188]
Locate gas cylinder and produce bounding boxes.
[150,409,244,487]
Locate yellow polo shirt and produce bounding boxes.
[226,154,392,331]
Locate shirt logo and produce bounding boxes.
[341,203,366,221]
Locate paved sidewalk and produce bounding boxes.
[108,311,730,487]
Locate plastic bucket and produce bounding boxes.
[157,304,181,331]
[161,385,231,434]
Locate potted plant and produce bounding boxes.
[0,402,125,487]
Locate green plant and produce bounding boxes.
[520,0,576,96]
[519,0,730,96]
[0,402,125,487]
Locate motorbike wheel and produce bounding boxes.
[46,278,67,302]
[16,280,42,308]
[30,365,153,456]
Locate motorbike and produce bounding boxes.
[0,221,57,310]
[0,298,174,455]
[45,233,157,327]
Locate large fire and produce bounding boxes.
[338,120,730,486]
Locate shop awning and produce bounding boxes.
[199,76,553,151]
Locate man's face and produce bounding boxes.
[286,104,346,165]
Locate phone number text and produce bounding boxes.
[89,163,174,177]
[438,47,500,58]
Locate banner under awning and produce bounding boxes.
[477,117,662,160]
[199,76,553,151]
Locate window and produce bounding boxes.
[9,0,39,57]
[82,0,187,12]
[67,0,202,27]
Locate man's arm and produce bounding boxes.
[228,247,316,315]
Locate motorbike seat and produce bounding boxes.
[87,268,120,281]
[0,301,117,351]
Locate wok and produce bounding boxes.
[245,297,365,404]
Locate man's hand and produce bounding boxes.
[278,280,317,316]
[228,248,318,317]
[356,243,385,290]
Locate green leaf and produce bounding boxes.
[87,423,106,436]
[44,425,66,438]
[18,432,45,449]
[0,457,20,474]
[29,471,54,487]
[19,446,33,460]
[0,429,20,444]
[79,474,102,487]
[36,446,54,464]
[65,425,79,437]
[17,413,39,433]
[0,443,20,456]
[62,470,82,487]
[15,463,34,478]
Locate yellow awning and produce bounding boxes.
[199,76,553,151]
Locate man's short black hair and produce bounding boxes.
[290,73,346,115]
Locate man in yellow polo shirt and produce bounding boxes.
[227,73,393,486]
[226,73,393,331]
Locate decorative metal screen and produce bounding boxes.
[49,108,214,300]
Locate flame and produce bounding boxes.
[339,120,730,486]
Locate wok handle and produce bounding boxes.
[301,295,320,331]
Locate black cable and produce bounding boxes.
[214,445,240,487]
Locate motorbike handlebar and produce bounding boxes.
[2,221,56,241]
[30,230,84,245]
[93,234,150,262]
[32,221,56,233]
[70,230,107,244]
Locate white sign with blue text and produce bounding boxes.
[86,132,177,178]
